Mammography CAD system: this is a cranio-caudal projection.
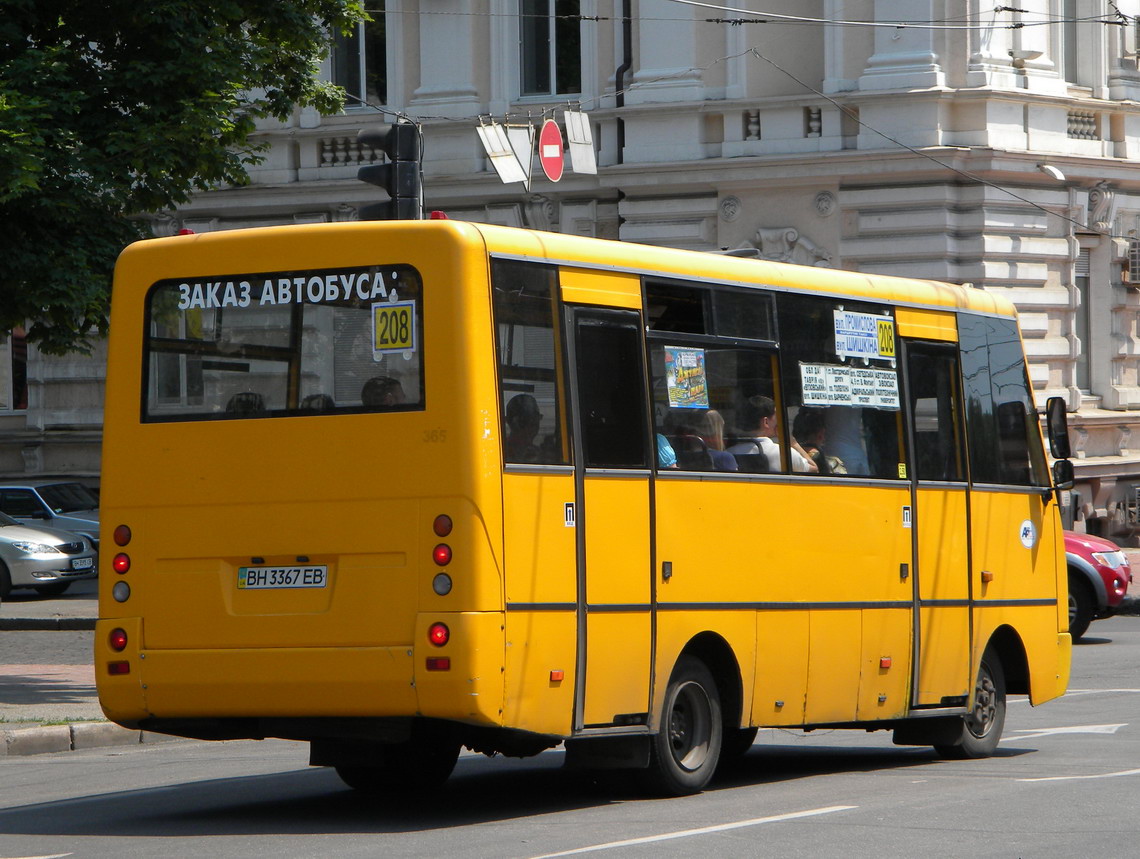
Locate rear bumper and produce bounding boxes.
[95,612,506,729]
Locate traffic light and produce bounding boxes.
[357,122,422,220]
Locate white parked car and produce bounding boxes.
[0,481,99,550]
[0,511,97,598]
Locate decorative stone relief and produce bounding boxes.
[150,213,181,237]
[1089,181,1116,234]
[1116,424,1132,455]
[741,226,832,267]
[719,196,742,222]
[524,195,557,232]
[813,191,836,217]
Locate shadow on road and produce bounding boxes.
[0,741,1030,837]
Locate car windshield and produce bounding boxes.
[37,483,99,513]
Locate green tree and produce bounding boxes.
[0,0,365,354]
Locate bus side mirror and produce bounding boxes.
[1045,396,1071,460]
[1052,459,1074,491]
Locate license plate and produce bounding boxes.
[237,565,328,589]
[71,557,94,570]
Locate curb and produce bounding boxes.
[0,617,97,631]
[1,721,181,757]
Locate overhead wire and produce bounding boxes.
[338,5,1130,238]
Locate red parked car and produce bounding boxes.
[1065,531,1133,641]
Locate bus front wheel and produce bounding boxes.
[934,647,1006,760]
[641,655,723,795]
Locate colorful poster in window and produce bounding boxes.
[664,346,709,408]
[800,363,899,410]
[833,310,895,361]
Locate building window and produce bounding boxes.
[520,0,581,96]
[1,328,27,411]
[333,8,387,107]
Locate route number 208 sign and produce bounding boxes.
[372,300,417,356]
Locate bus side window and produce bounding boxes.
[491,260,571,466]
[906,347,966,483]
[777,293,905,479]
[958,314,1049,487]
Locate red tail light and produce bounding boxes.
[433,514,453,537]
[113,524,132,546]
[109,628,128,651]
[428,622,450,646]
[432,544,452,566]
[112,553,130,574]
[108,661,131,676]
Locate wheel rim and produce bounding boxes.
[667,680,713,772]
[1068,591,1078,625]
[965,663,998,740]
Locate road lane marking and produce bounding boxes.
[1001,723,1126,742]
[1019,767,1140,783]
[527,805,858,858]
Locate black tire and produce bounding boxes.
[934,646,1006,759]
[642,655,723,795]
[1068,570,1094,642]
[335,728,460,793]
[34,581,70,597]
[0,562,11,599]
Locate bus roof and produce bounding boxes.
[119,219,1016,318]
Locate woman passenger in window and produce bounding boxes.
[697,410,738,472]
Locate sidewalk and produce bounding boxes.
[0,583,154,756]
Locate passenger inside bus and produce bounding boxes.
[695,410,738,472]
[824,406,870,475]
[726,396,816,473]
[300,393,335,413]
[225,391,267,418]
[504,393,543,463]
[361,376,405,407]
[792,407,846,475]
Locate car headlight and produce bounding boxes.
[1092,551,1127,569]
[10,541,63,555]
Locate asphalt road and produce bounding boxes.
[1,616,1139,857]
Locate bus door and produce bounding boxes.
[957,314,1057,686]
[902,337,971,706]
[565,306,654,730]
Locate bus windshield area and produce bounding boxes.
[142,265,424,421]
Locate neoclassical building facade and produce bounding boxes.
[7,0,1140,535]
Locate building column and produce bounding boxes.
[409,0,481,117]
[858,0,945,91]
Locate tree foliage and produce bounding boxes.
[0,0,364,354]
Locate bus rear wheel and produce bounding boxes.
[641,655,723,795]
[935,647,1006,760]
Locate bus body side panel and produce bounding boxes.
[914,487,971,704]
[654,479,913,728]
[581,474,653,727]
[502,471,577,736]
[970,489,1068,705]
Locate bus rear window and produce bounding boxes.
[143,265,424,421]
